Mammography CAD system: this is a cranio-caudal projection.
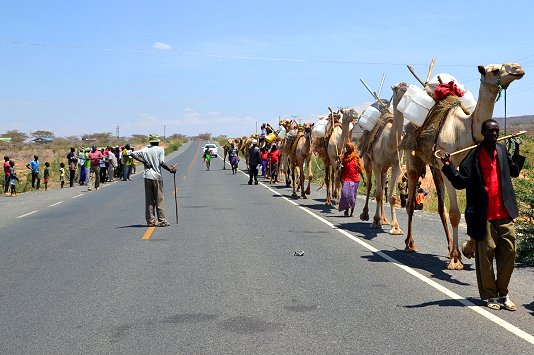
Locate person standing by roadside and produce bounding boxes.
[26,155,40,190]
[99,148,107,184]
[8,160,19,196]
[129,134,176,227]
[440,119,525,311]
[84,148,91,186]
[59,162,66,188]
[3,156,10,194]
[260,146,269,178]
[67,147,78,187]
[108,147,117,181]
[43,162,50,191]
[78,148,86,185]
[122,144,133,181]
[88,145,103,191]
[338,142,364,217]
[248,139,261,185]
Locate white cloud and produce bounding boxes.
[153,42,172,50]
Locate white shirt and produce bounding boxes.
[131,145,165,181]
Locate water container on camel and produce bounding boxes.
[277,126,286,139]
[460,90,477,114]
[397,85,421,114]
[403,89,436,127]
[358,106,380,131]
[265,132,278,144]
[312,118,329,138]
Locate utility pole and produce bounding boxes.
[164,125,166,142]
[116,126,120,139]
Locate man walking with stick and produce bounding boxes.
[130,134,177,227]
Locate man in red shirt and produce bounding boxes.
[3,156,11,194]
[88,145,104,191]
[441,119,525,311]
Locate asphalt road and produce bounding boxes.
[1,141,533,354]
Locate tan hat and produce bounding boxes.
[148,134,160,143]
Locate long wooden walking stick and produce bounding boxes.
[434,131,527,159]
[172,164,179,224]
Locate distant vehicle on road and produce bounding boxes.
[203,143,218,157]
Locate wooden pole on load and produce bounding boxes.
[377,73,386,99]
[359,78,387,107]
[407,58,436,88]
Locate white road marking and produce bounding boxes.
[259,180,534,345]
[16,210,38,218]
[72,194,83,199]
[50,201,63,207]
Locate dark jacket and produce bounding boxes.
[248,146,261,167]
[441,143,525,240]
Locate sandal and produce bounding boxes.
[485,298,501,310]
[500,295,517,311]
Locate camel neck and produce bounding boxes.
[472,84,498,142]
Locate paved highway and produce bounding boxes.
[1,141,533,354]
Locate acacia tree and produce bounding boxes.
[198,132,212,140]
[32,130,54,138]
[1,130,28,143]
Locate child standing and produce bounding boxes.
[260,147,269,178]
[43,162,51,191]
[9,160,19,196]
[59,162,66,188]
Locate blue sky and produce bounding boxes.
[1,0,533,138]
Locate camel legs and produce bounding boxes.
[388,163,403,235]
[371,167,388,228]
[360,166,372,221]
[441,175,464,270]
[404,158,425,252]
[305,158,312,195]
[325,165,332,206]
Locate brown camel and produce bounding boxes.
[359,83,407,235]
[326,108,356,206]
[288,122,314,198]
[278,119,297,186]
[402,63,525,270]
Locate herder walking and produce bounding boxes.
[130,134,176,227]
[440,119,525,311]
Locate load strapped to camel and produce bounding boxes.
[397,73,476,127]
[399,61,478,165]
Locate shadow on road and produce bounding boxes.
[524,299,534,317]
[116,224,149,229]
[361,249,472,287]
[403,297,483,309]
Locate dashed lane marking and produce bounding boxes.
[50,201,63,207]
[16,210,38,218]
[72,194,83,199]
[142,226,155,240]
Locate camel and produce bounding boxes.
[278,119,297,186]
[324,108,356,205]
[402,63,525,270]
[287,122,314,198]
[359,83,407,235]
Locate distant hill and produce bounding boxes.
[493,115,534,134]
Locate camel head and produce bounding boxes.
[392,82,409,101]
[302,122,314,134]
[279,119,293,131]
[339,108,356,126]
[339,108,358,124]
[478,63,525,89]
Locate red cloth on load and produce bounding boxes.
[433,81,465,101]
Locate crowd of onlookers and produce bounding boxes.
[3,144,139,195]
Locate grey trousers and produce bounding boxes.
[144,179,167,224]
[475,217,516,300]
